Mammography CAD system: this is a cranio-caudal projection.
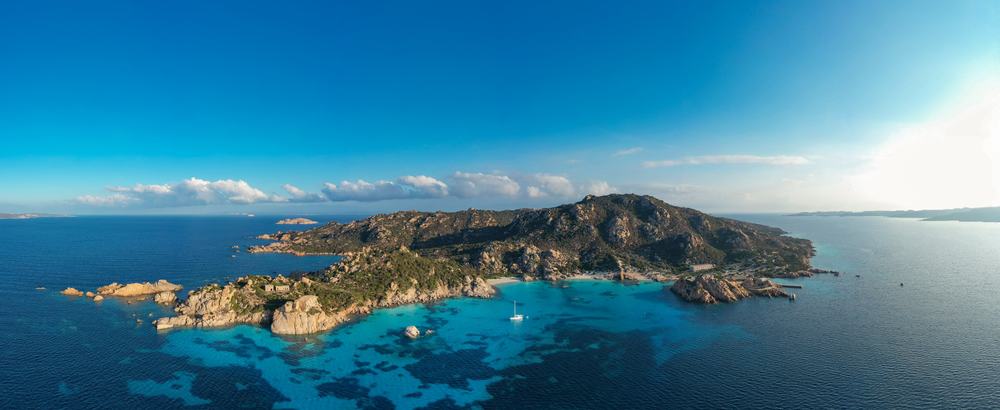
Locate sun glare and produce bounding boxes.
[852,80,1000,210]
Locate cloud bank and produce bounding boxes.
[77,178,286,207]
[321,176,449,202]
[642,155,810,168]
[77,173,616,208]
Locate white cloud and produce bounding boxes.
[76,193,136,207]
[580,181,618,196]
[398,175,449,197]
[522,174,576,198]
[321,176,449,202]
[77,177,285,207]
[613,147,643,157]
[282,184,327,203]
[449,172,521,198]
[642,155,810,168]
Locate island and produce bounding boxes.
[791,206,1000,223]
[61,279,183,305]
[149,194,817,335]
[0,213,66,219]
[276,217,319,225]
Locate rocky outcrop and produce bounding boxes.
[404,325,420,339]
[276,218,318,225]
[61,287,83,296]
[93,295,104,302]
[670,275,787,304]
[98,280,182,297]
[153,291,177,305]
[271,295,354,335]
[772,270,815,279]
[154,279,270,331]
[670,275,749,303]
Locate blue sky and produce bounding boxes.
[1,0,997,214]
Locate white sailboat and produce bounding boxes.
[509,300,524,321]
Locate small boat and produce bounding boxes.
[509,300,524,321]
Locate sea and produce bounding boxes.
[1,214,999,409]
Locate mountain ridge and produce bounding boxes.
[252,194,814,279]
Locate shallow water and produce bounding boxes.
[2,215,999,408]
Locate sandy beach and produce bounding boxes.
[487,277,521,285]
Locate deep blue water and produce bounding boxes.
[2,215,999,409]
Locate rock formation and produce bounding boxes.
[98,280,182,297]
[93,295,104,302]
[153,291,177,305]
[276,218,319,225]
[61,287,83,296]
[670,275,788,304]
[271,295,353,335]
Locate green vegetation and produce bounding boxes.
[331,250,479,302]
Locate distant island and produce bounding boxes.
[276,217,319,225]
[142,195,819,335]
[0,213,66,220]
[791,206,1000,223]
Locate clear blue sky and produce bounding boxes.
[1,0,997,214]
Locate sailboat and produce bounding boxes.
[509,300,524,321]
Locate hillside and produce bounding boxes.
[252,194,813,279]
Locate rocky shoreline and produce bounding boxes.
[154,247,495,335]
[670,275,788,304]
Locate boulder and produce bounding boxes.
[153,291,177,305]
[404,325,421,339]
[61,287,83,296]
[93,295,104,302]
[85,291,95,297]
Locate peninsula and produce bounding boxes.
[155,194,815,334]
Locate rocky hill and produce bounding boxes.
[251,194,813,279]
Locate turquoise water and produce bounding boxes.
[2,215,1000,408]
[149,280,741,409]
